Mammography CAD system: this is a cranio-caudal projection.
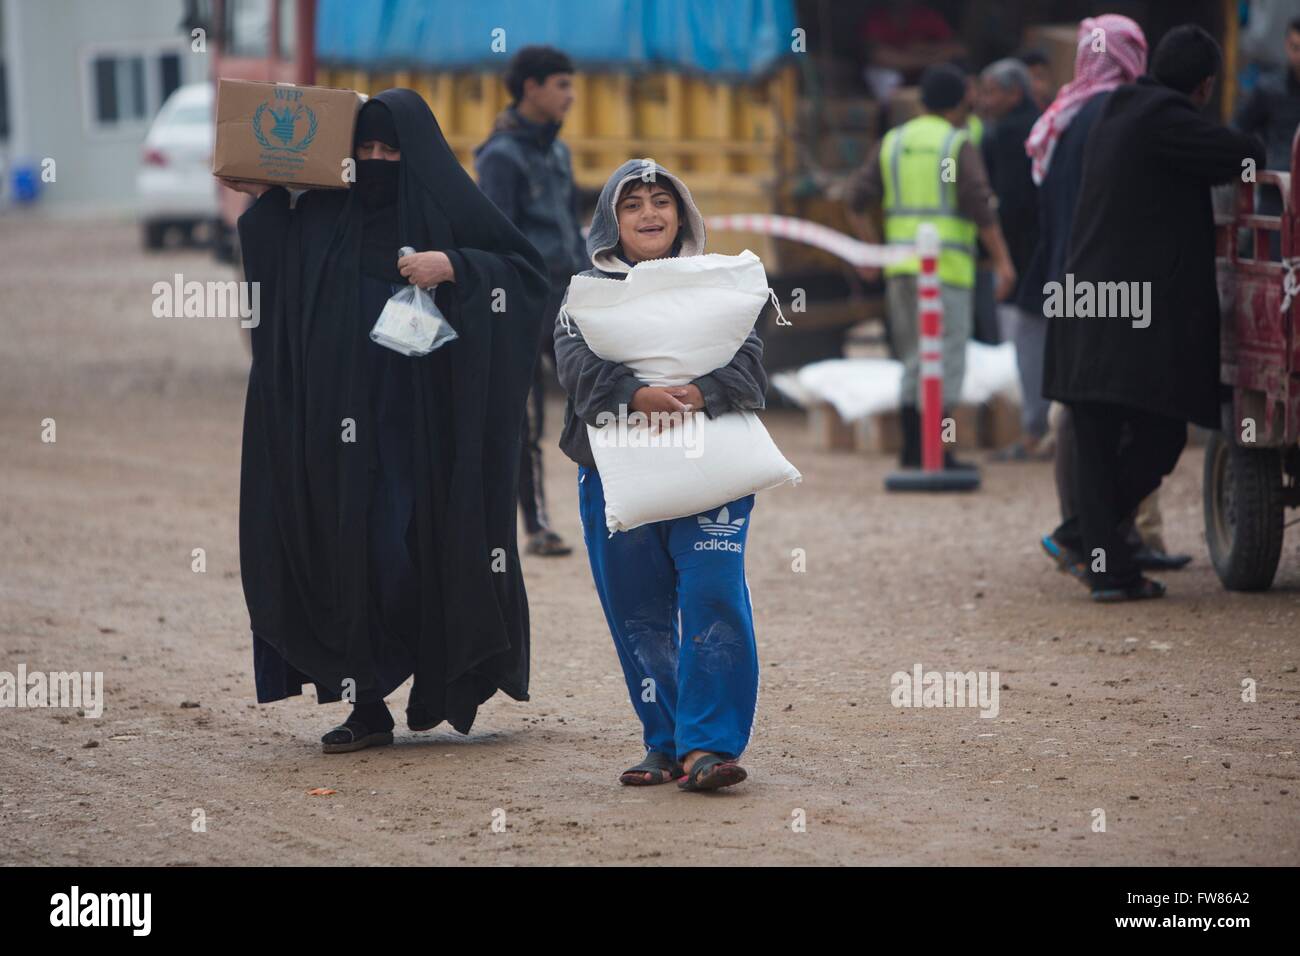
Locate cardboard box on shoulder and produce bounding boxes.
[213,78,363,190]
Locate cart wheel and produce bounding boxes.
[1203,430,1284,591]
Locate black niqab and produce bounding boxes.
[236,88,549,733]
[355,101,403,281]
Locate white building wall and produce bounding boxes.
[3,0,207,213]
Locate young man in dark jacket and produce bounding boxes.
[475,46,588,557]
[1043,25,1265,602]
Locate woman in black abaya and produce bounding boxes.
[220,90,548,752]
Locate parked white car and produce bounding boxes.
[137,83,217,250]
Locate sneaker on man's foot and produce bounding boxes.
[1041,534,1089,587]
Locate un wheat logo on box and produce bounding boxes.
[252,101,319,153]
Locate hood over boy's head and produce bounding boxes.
[587,159,706,273]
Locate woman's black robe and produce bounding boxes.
[237,89,549,733]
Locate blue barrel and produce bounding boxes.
[11,163,40,203]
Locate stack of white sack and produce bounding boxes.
[560,250,801,533]
[771,341,1022,423]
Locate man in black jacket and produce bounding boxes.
[476,46,588,557]
[1043,25,1265,602]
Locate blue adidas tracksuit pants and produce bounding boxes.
[577,465,760,763]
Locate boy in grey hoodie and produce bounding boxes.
[555,159,768,791]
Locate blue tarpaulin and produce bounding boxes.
[316,0,797,77]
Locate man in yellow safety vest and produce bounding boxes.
[847,62,1015,469]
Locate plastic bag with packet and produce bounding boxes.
[370,246,459,356]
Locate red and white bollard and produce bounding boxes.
[917,224,945,473]
[885,223,980,492]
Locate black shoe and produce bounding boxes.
[1132,545,1192,571]
[322,702,395,754]
[1091,576,1167,603]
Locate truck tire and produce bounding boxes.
[1203,429,1284,591]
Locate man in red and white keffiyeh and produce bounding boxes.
[1025,14,1148,185]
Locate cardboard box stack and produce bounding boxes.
[813,401,1019,454]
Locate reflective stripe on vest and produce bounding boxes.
[880,115,977,288]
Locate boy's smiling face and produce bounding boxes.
[616,181,680,263]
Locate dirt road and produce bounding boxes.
[1,219,1297,865]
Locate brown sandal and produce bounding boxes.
[618,751,684,786]
[678,753,747,791]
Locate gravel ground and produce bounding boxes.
[1,219,1297,865]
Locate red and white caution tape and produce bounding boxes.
[706,214,914,268]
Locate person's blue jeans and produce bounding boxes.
[577,465,760,763]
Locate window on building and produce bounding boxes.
[93,54,148,124]
[159,52,181,104]
[84,45,190,135]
